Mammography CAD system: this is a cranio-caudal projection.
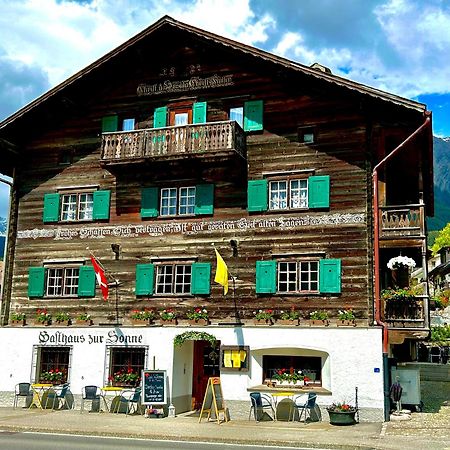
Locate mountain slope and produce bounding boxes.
[429,137,450,231]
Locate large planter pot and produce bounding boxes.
[189,318,209,326]
[327,409,357,425]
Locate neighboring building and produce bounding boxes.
[0,16,433,420]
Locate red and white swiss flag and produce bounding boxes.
[90,255,109,301]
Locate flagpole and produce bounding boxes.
[231,276,241,324]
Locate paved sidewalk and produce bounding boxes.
[0,406,449,450]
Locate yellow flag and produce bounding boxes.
[214,248,229,295]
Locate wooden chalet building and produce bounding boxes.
[0,16,433,420]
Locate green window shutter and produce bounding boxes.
[194,184,214,215]
[78,266,96,297]
[93,190,111,220]
[135,264,155,296]
[308,175,330,209]
[141,187,159,218]
[192,101,207,124]
[153,106,168,128]
[247,180,268,212]
[319,259,341,294]
[28,267,45,298]
[255,260,277,294]
[191,262,211,295]
[244,100,263,131]
[43,193,60,223]
[102,115,118,132]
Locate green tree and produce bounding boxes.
[431,223,450,255]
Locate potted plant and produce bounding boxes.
[159,308,177,325]
[35,309,52,326]
[130,309,156,325]
[272,368,304,386]
[381,287,418,320]
[111,369,141,387]
[186,307,209,326]
[337,309,356,326]
[278,307,300,325]
[387,255,416,288]
[10,311,27,326]
[253,309,275,325]
[326,401,357,425]
[309,310,329,326]
[40,368,66,385]
[76,312,93,326]
[54,311,71,326]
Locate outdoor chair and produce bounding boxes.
[81,385,108,413]
[292,392,318,423]
[429,346,442,364]
[13,382,31,408]
[44,383,71,411]
[249,392,274,421]
[113,388,142,415]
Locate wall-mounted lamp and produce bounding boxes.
[111,243,120,260]
[230,239,238,257]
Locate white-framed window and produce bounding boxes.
[46,266,80,297]
[175,112,189,126]
[229,107,244,128]
[122,118,135,131]
[160,186,196,217]
[155,264,192,295]
[269,178,308,210]
[61,192,94,221]
[277,260,319,293]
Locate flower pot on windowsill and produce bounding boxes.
[131,318,149,326]
[309,319,329,326]
[337,319,356,327]
[275,380,305,387]
[327,409,357,426]
[189,318,210,326]
[160,319,178,326]
[278,319,300,326]
[254,319,274,325]
[10,319,27,327]
[76,319,93,327]
[54,320,71,326]
[34,320,51,326]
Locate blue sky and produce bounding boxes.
[1,0,450,217]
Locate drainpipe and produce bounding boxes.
[372,112,431,421]
[0,174,13,326]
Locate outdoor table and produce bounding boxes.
[29,383,53,409]
[270,391,296,421]
[101,386,125,412]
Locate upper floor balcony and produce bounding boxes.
[379,202,426,244]
[101,120,246,166]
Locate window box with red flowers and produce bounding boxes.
[159,309,177,325]
[130,309,156,325]
[35,309,52,326]
[187,307,210,326]
[253,309,275,325]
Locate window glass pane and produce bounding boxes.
[122,118,135,131]
[63,268,79,296]
[78,193,93,220]
[175,113,188,126]
[46,268,63,296]
[174,265,191,293]
[179,187,196,215]
[269,181,288,210]
[39,347,70,383]
[160,188,177,216]
[230,107,244,128]
[290,179,308,209]
[278,261,297,292]
[156,265,174,294]
[299,261,319,292]
[61,194,77,221]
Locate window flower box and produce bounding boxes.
[35,309,52,326]
[309,310,329,326]
[253,309,274,325]
[76,313,93,326]
[278,308,300,325]
[10,312,27,326]
[186,307,209,324]
[189,318,210,326]
[159,309,177,325]
[337,309,356,326]
[54,312,71,326]
[130,309,156,325]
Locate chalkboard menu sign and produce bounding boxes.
[142,370,167,405]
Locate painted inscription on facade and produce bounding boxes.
[18,213,365,240]
[38,330,144,345]
[137,74,234,96]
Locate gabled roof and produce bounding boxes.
[0,15,427,132]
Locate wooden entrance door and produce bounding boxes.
[192,340,221,410]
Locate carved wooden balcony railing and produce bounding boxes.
[383,295,427,329]
[379,203,425,239]
[101,120,246,164]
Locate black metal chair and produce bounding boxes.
[81,385,107,413]
[44,383,71,410]
[113,388,142,415]
[292,392,318,423]
[13,383,31,408]
[249,392,274,421]
[429,346,442,363]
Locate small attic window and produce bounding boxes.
[310,63,332,74]
[298,127,315,144]
[59,149,74,165]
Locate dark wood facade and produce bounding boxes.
[0,17,433,342]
